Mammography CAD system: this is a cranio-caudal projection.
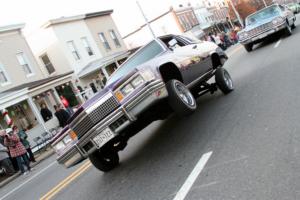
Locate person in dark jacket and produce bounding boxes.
[40,104,53,122]
[54,105,70,128]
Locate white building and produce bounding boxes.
[28,10,129,99]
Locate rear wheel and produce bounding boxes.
[244,43,253,52]
[215,68,234,95]
[166,79,197,116]
[89,150,119,172]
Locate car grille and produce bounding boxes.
[71,95,120,138]
[247,22,273,37]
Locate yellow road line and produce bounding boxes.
[227,45,243,57]
[40,161,92,200]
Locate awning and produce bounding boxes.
[78,51,130,78]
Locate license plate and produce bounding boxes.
[93,128,115,148]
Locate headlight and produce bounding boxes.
[121,84,135,96]
[54,141,65,152]
[63,135,72,144]
[272,17,284,25]
[114,74,147,102]
[238,32,248,40]
[131,75,144,87]
[53,130,77,153]
[140,69,155,81]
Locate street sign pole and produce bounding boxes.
[136,1,156,39]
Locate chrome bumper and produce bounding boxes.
[57,80,167,168]
[240,23,286,45]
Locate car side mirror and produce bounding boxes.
[168,39,178,48]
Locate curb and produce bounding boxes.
[0,149,55,188]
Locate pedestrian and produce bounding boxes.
[3,128,31,175]
[213,33,225,50]
[54,105,71,128]
[0,130,15,175]
[208,32,216,43]
[60,96,74,115]
[13,126,36,162]
[40,104,53,122]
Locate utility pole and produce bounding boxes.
[136,1,156,39]
[227,0,244,28]
[262,0,267,7]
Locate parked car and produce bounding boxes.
[51,34,234,172]
[238,4,296,52]
[286,3,300,14]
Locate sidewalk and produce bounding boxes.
[0,148,55,188]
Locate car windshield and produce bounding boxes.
[106,40,165,85]
[246,5,281,26]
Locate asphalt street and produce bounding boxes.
[2,18,300,200]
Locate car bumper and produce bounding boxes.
[239,23,286,45]
[57,80,168,168]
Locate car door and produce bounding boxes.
[170,36,214,85]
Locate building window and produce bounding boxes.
[109,30,121,47]
[67,41,81,60]
[98,32,111,51]
[16,53,34,77]
[81,37,94,56]
[40,54,55,74]
[0,62,9,85]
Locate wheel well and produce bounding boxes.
[211,53,221,69]
[159,62,183,83]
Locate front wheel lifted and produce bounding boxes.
[89,150,119,172]
[166,79,197,116]
[215,68,234,95]
[244,43,253,52]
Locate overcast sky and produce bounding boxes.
[0,0,193,37]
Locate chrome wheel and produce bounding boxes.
[175,82,195,107]
[224,70,233,89]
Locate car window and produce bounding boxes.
[279,5,285,11]
[107,40,164,85]
[246,5,281,26]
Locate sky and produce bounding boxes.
[0,0,194,37]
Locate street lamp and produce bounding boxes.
[136,1,156,39]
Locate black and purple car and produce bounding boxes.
[51,34,234,172]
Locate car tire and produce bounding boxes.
[285,23,292,36]
[244,43,253,52]
[89,150,119,172]
[215,68,234,95]
[166,79,197,116]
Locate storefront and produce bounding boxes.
[0,72,81,148]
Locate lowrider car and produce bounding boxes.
[51,34,234,172]
[238,4,296,52]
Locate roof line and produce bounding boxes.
[42,9,113,28]
[0,23,25,34]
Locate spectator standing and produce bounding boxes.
[54,105,70,128]
[61,96,74,115]
[0,130,16,175]
[3,128,31,175]
[13,126,36,162]
[40,104,53,122]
